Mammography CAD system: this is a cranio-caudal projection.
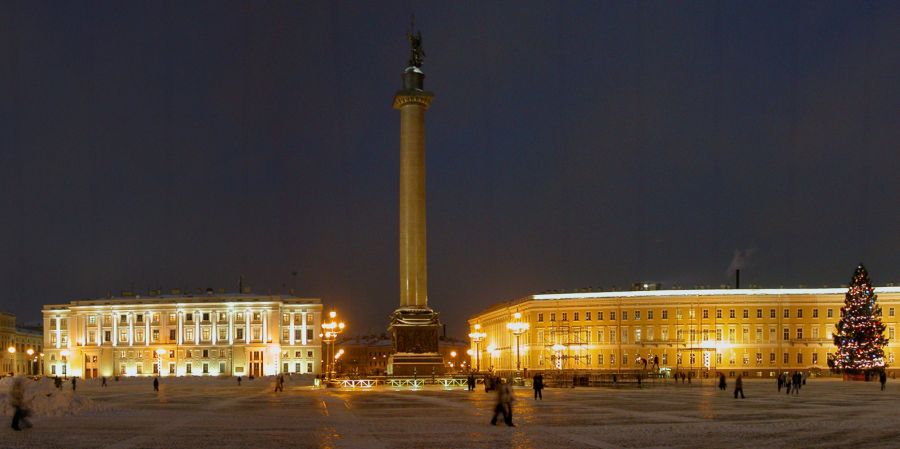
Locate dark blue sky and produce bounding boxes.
[2,1,898,336]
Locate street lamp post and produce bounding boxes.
[320,311,345,381]
[7,347,16,376]
[26,349,34,376]
[506,312,530,378]
[468,324,486,372]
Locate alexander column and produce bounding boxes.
[387,25,444,376]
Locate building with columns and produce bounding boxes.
[42,293,322,378]
[468,286,900,377]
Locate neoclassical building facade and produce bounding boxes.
[42,293,322,378]
[468,286,900,377]
[0,312,43,375]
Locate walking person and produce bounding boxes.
[72,377,77,392]
[793,372,801,395]
[490,378,515,427]
[101,376,108,387]
[734,375,745,399]
[153,377,159,392]
[237,376,242,386]
[777,373,783,392]
[9,377,32,431]
[718,373,727,391]
[880,370,887,391]
[533,373,544,400]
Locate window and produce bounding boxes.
[237,312,244,321]
[743,309,749,319]
[742,328,748,343]
[728,328,735,342]
[647,311,653,320]
[716,329,723,341]
[186,313,193,322]
[716,309,722,319]
[88,331,96,343]
[621,311,628,320]
[253,312,261,321]
[202,328,210,341]
[202,349,209,358]
[282,329,289,341]
[186,350,192,358]
[634,311,641,320]
[252,328,261,341]
[550,313,556,322]
[609,329,616,343]
[610,312,616,321]
[169,329,176,341]
[756,328,762,342]
[662,310,669,320]
[783,328,789,340]
[220,312,227,321]
[202,313,210,322]
[185,328,194,341]
[283,314,289,324]
[597,354,603,365]
[562,313,568,321]
[219,327,227,340]
[812,309,818,318]
[756,353,762,365]
[585,312,591,321]
[756,309,762,319]
[573,312,579,321]
[88,316,96,325]
[890,308,895,317]
[104,331,111,342]
[294,329,302,340]
[186,363,192,374]
[676,329,683,341]
[169,350,175,358]
[812,352,818,364]
[729,309,735,319]
[169,313,176,324]
[770,352,776,363]
[236,328,244,340]
[537,313,543,322]
[119,329,127,343]
[689,329,696,341]
[797,309,803,318]
[783,309,789,318]
[137,363,143,374]
[621,330,628,342]
[742,353,749,366]
[890,327,895,340]
[702,329,709,340]
[135,329,144,343]
[797,353,803,364]
[136,314,143,323]
[770,309,776,318]
[598,311,604,320]
[783,353,789,364]
[219,362,225,373]
[661,328,669,340]
[827,308,833,318]
[597,330,604,342]
[635,329,641,341]
[796,328,803,340]
[812,327,819,339]
[152,314,159,324]
[689,353,696,365]
[307,329,314,341]
[104,315,112,326]
[701,309,707,319]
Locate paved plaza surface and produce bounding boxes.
[2,376,899,448]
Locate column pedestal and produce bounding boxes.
[387,308,443,376]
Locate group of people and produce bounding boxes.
[717,373,746,399]
[777,371,805,395]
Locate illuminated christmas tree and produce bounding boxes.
[832,263,888,373]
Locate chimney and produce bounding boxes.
[736,269,741,289]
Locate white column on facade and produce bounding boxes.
[195,311,200,345]
[229,311,234,345]
[212,314,217,345]
[128,313,134,346]
[262,311,267,343]
[55,316,61,349]
[301,312,307,345]
[112,314,118,347]
[145,313,150,346]
[289,312,295,345]
[82,316,87,346]
[245,309,251,344]
[97,314,102,347]
[177,311,183,345]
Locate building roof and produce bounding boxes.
[43,293,322,311]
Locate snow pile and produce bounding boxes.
[0,377,107,417]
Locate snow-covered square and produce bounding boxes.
[2,375,898,448]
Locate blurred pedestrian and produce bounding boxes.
[9,378,32,431]
[734,375,745,399]
[880,371,887,391]
[237,376,242,386]
[490,378,515,427]
[101,376,108,387]
[153,377,159,392]
[72,377,77,391]
[718,373,727,391]
[533,373,544,400]
[777,373,783,392]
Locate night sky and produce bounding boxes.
[2,1,898,336]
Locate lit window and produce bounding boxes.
[647,311,653,320]
[729,309,735,319]
[634,311,640,320]
[812,309,818,318]
[756,309,762,319]
[743,310,749,319]
[662,310,669,319]
[716,310,722,319]
[701,309,707,319]
[585,312,591,321]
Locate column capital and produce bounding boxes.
[393,91,434,109]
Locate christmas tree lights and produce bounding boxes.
[832,264,888,373]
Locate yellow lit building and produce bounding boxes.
[0,312,44,376]
[468,286,900,377]
[42,293,322,378]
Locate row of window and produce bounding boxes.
[537,351,897,367]
[535,325,897,343]
[536,307,897,323]
[52,327,315,345]
[77,311,308,327]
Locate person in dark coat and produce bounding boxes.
[880,370,887,391]
[718,373,727,391]
[532,373,544,400]
[777,373,783,392]
[72,377,77,391]
[153,377,159,392]
[734,375,745,399]
[101,376,108,387]
[237,376,242,386]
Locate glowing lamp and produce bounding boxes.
[26,349,34,356]
[7,347,15,354]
